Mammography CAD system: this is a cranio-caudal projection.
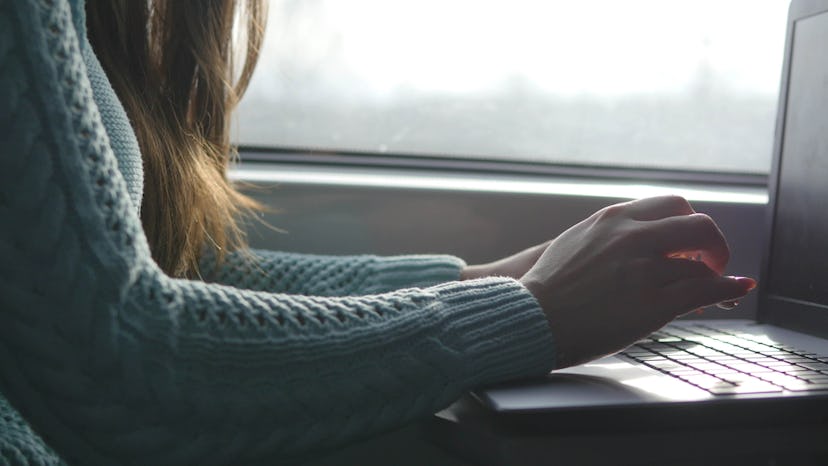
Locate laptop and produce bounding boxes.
[473,0,828,428]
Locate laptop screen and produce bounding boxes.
[763,8,828,331]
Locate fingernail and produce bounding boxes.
[727,276,757,291]
[716,300,739,310]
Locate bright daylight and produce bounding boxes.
[236,0,790,173]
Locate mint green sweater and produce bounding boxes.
[0,0,556,464]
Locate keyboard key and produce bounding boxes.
[692,348,727,358]
[667,369,703,377]
[775,355,812,363]
[760,362,799,372]
[670,340,701,348]
[635,355,667,362]
[711,357,741,365]
[657,337,682,343]
[670,369,704,379]
[682,374,724,389]
[799,362,828,372]
[756,373,807,390]
[711,369,741,379]
[628,325,828,396]
[785,385,828,392]
[638,343,673,351]
[747,357,783,364]
[709,382,783,395]
[690,362,730,373]
[784,368,822,377]
[719,372,766,384]
[725,362,772,373]
[646,361,685,371]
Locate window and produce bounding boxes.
[234,0,790,174]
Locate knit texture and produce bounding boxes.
[79,39,144,212]
[70,0,144,212]
[0,1,557,466]
[201,250,468,296]
[0,398,65,466]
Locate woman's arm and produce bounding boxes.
[197,231,552,297]
[199,249,467,296]
[0,3,555,466]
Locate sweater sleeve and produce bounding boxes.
[0,1,556,465]
[200,249,467,296]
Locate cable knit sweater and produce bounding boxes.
[0,0,557,465]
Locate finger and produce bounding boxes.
[657,275,756,316]
[624,195,696,221]
[621,257,715,290]
[716,300,740,310]
[651,257,717,286]
[643,213,730,274]
[527,240,552,258]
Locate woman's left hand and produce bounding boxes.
[461,240,552,280]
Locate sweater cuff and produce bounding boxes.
[367,254,467,292]
[431,277,557,386]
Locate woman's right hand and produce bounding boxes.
[520,195,756,369]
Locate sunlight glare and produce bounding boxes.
[313,0,789,95]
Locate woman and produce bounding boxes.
[0,0,755,464]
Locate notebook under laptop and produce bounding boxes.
[474,0,828,426]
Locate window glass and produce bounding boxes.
[235,0,790,174]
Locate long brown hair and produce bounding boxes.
[86,0,266,278]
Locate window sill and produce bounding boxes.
[231,161,768,205]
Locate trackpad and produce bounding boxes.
[475,357,709,412]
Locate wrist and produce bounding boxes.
[460,264,487,281]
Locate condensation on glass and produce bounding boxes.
[234,0,790,174]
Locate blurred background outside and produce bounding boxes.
[235,0,790,174]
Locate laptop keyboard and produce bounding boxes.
[620,324,828,395]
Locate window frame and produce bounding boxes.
[238,146,768,188]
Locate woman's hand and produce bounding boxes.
[519,196,756,369]
[461,241,552,281]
